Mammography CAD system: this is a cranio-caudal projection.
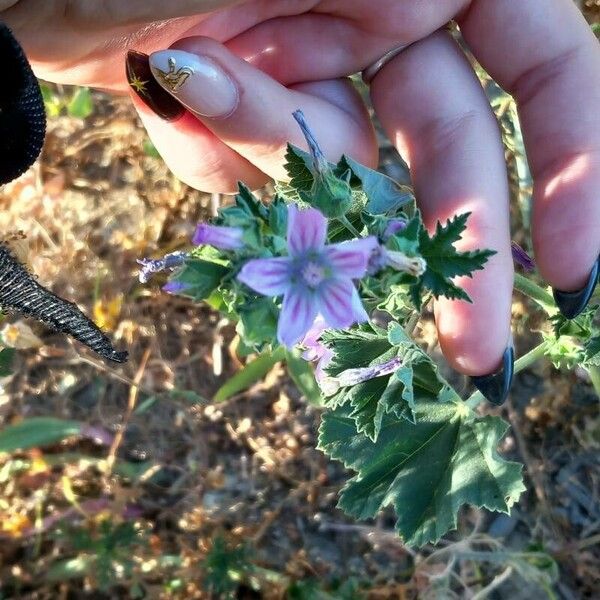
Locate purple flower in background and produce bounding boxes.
[137,251,187,283]
[238,205,378,347]
[162,281,189,294]
[193,223,244,250]
[511,241,535,272]
[383,218,407,240]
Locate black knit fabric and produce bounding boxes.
[0,21,46,185]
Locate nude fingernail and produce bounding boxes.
[149,49,239,118]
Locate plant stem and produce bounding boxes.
[513,273,555,314]
[466,342,548,409]
[338,216,361,238]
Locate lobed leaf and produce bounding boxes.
[318,402,525,546]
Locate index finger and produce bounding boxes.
[459,0,600,301]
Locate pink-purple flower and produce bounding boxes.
[237,205,378,347]
[193,223,244,250]
[301,317,334,382]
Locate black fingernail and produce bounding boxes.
[552,257,600,320]
[469,346,514,406]
[126,50,185,122]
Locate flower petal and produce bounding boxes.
[325,236,379,278]
[287,204,327,256]
[278,286,319,347]
[238,257,291,296]
[316,278,358,329]
[350,286,369,323]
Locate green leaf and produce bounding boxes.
[214,347,286,402]
[285,350,323,406]
[40,82,63,118]
[171,258,228,301]
[0,417,82,453]
[0,347,15,376]
[67,87,94,119]
[237,297,279,346]
[338,156,413,215]
[322,325,390,377]
[583,336,600,367]
[410,212,495,309]
[318,403,525,546]
[321,324,452,440]
[46,556,96,582]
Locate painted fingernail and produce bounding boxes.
[148,49,239,118]
[469,346,514,406]
[552,257,600,320]
[126,50,185,122]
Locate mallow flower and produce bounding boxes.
[238,205,378,347]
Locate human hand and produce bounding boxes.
[4,1,600,404]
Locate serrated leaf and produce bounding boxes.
[318,403,525,546]
[322,325,390,377]
[583,336,600,367]
[280,145,315,201]
[338,155,413,214]
[410,212,495,309]
[322,324,451,440]
[280,146,410,218]
[0,417,82,453]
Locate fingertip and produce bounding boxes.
[434,259,514,377]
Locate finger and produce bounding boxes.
[371,31,513,376]
[127,51,267,192]
[459,0,600,292]
[147,36,378,180]
[222,8,462,85]
[2,0,241,29]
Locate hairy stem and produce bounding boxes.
[338,216,361,238]
[513,273,555,314]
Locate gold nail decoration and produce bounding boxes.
[154,57,193,93]
[128,74,149,96]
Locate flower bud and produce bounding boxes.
[293,110,353,218]
[193,224,244,250]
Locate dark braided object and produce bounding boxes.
[0,22,128,363]
[0,245,128,362]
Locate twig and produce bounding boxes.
[104,347,151,478]
[471,566,513,600]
